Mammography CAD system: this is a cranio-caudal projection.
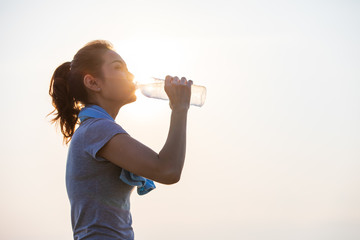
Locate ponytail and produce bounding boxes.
[48,62,81,144]
[48,40,113,145]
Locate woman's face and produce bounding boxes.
[99,49,136,105]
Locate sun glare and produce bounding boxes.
[114,37,186,83]
[113,37,184,119]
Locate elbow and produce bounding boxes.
[155,155,183,184]
[166,173,181,185]
[161,169,182,185]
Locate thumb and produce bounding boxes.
[169,101,173,110]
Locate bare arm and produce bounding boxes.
[98,76,192,184]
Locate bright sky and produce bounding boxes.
[0,0,359,239]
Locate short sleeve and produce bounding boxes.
[83,118,129,161]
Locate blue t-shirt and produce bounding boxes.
[66,118,135,240]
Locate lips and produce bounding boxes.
[130,83,136,91]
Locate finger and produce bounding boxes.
[180,77,186,85]
[173,76,180,85]
[165,75,172,87]
[187,79,193,87]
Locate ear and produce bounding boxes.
[83,74,101,92]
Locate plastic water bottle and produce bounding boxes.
[135,77,207,107]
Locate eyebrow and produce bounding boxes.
[110,60,126,65]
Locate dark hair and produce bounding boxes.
[48,40,113,144]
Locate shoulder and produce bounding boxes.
[71,118,130,160]
[82,118,128,137]
[79,118,124,130]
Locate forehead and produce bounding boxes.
[103,49,125,64]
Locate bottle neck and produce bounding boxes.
[135,77,164,89]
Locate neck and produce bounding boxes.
[88,100,124,120]
[86,92,135,119]
[100,104,121,120]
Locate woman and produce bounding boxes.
[48,40,192,239]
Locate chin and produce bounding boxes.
[126,94,137,104]
[131,93,137,102]
[119,92,137,107]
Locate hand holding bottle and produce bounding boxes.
[164,76,193,110]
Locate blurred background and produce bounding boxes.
[0,0,359,239]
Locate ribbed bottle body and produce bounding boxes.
[136,78,206,107]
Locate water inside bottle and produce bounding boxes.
[135,77,206,107]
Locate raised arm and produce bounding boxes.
[98,76,192,184]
